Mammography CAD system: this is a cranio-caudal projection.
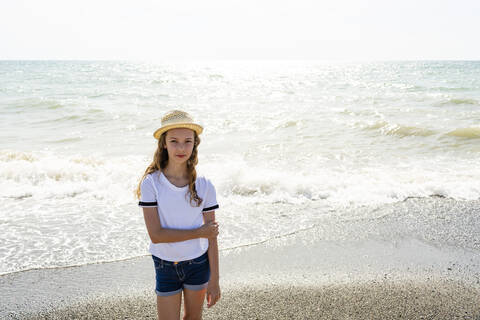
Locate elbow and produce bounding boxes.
[150,228,167,244]
[150,235,161,244]
[151,237,169,244]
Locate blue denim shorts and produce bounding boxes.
[151,251,210,296]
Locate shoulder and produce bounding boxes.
[142,170,160,185]
[195,174,215,190]
[195,174,208,188]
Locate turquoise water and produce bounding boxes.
[1,60,479,275]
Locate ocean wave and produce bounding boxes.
[0,150,139,203]
[0,151,102,182]
[361,121,480,140]
[30,113,100,125]
[47,103,64,110]
[2,193,33,200]
[7,98,66,111]
[0,150,38,162]
[361,121,437,137]
[45,136,84,144]
[28,109,116,127]
[274,119,303,129]
[225,176,327,202]
[437,98,479,106]
[86,108,105,114]
[446,127,480,139]
[408,86,475,93]
[208,74,224,79]
[87,93,110,99]
[202,156,480,208]
[222,175,479,205]
[2,148,480,207]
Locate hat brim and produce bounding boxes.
[153,123,203,139]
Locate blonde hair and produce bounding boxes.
[135,130,203,207]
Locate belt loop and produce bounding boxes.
[161,259,164,268]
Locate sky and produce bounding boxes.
[1,0,479,60]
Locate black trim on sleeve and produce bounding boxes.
[202,204,219,212]
[138,201,158,207]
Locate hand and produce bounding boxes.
[198,221,219,238]
[206,280,221,308]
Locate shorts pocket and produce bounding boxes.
[152,256,163,269]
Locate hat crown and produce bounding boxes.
[153,109,203,139]
[162,110,194,126]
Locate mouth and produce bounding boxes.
[176,155,186,158]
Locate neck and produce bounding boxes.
[163,162,188,179]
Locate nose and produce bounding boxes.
[177,143,186,150]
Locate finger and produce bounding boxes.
[208,294,217,308]
[212,295,219,306]
[207,292,212,306]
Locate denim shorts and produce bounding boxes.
[151,251,210,296]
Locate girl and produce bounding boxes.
[136,110,221,320]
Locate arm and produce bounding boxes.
[204,210,221,308]
[142,207,218,243]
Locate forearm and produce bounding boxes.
[151,227,201,243]
[207,236,220,281]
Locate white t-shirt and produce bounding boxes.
[138,170,219,261]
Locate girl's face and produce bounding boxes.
[164,128,195,164]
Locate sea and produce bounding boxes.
[1,60,479,275]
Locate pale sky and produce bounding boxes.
[1,0,479,60]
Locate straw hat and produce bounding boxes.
[153,110,203,139]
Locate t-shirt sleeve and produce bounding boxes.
[202,179,219,213]
[138,175,158,208]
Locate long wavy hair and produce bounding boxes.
[135,130,203,207]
